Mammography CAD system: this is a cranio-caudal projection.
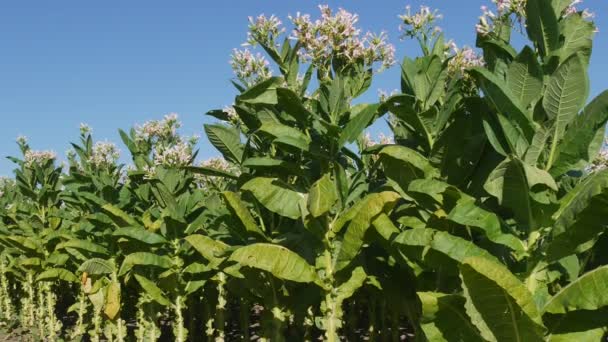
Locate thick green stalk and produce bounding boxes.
[173,295,188,342]
[0,262,13,322]
[215,272,227,342]
[44,282,61,341]
[71,288,88,339]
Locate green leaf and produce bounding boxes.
[204,124,244,164]
[56,239,108,255]
[36,268,78,283]
[335,267,367,302]
[336,191,400,270]
[338,103,380,147]
[237,76,281,104]
[507,46,543,109]
[394,229,500,268]
[307,173,337,218]
[118,252,172,276]
[104,281,121,320]
[78,258,115,275]
[112,227,167,245]
[545,170,608,261]
[460,256,546,342]
[418,292,484,342]
[525,0,559,57]
[134,274,171,306]
[551,90,608,176]
[241,177,305,220]
[101,204,139,228]
[558,13,596,64]
[484,158,556,230]
[470,67,535,153]
[276,88,312,124]
[186,165,239,180]
[222,191,266,238]
[544,54,589,171]
[185,234,229,265]
[378,145,439,190]
[229,243,317,283]
[543,265,608,314]
[258,121,310,151]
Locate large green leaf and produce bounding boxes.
[204,124,244,164]
[112,227,167,245]
[394,229,499,270]
[56,239,108,255]
[470,67,535,154]
[237,76,281,104]
[338,103,380,147]
[134,274,171,306]
[222,191,266,238]
[558,13,596,63]
[378,145,439,191]
[551,90,608,176]
[336,191,400,270]
[36,268,78,283]
[78,258,115,275]
[118,252,172,276]
[460,257,546,342]
[184,234,229,265]
[484,158,557,230]
[544,54,589,170]
[258,121,310,151]
[525,0,559,57]
[101,204,139,228]
[307,173,337,218]
[507,46,543,109]
[543,265,608,314]
[545,170,608,261]
[241,177,305,220]
[229,243,317,283]
[276,87,312,124]
[418,292,484,342]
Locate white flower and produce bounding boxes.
[135,113,181,142]
[246,14,285,47]
[88,141,120,169]
[153,140,193,167]
[16,135,28,146]
[223,105,239,122]
[229,49,272,87]
[24,150,56,167]
[399,5,443,40]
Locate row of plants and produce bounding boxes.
[0,0,607,341]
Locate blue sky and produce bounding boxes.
[0,0,606,175]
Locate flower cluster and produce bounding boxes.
[588,141,608,173]
[230,49,272,87]
[361,132,394,149]
[476,0,526,36]
[223,105,239,123]
[246,14,285,47]
[153,140,193,167]
[196,157,240,187]
[88,142,120,169]
[135,113,180,143]
[79,123,92,136]
[24,150,57,168]
[378,89,399,102]
[289,5,395,71]
[399,5,443,41]
[16,135,28,148]
[447,43,485,75]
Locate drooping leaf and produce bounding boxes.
[229,243,317,283]
[101,204,139,228]
[118,252,172,276]
[104,282,121,320]
[543,265,608,314]
[184,234,229,265]
[258,121,310,151]
[222,191,266,238]
[134,274,171,306]
[78,258,115,275]
[307,173,337,218]
[418,292,484,342]
[241,177,305,220]
[460,256,546,342]
[112,227,167,245]
[36,268,78,283]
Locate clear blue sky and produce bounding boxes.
[1,0,607,175]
